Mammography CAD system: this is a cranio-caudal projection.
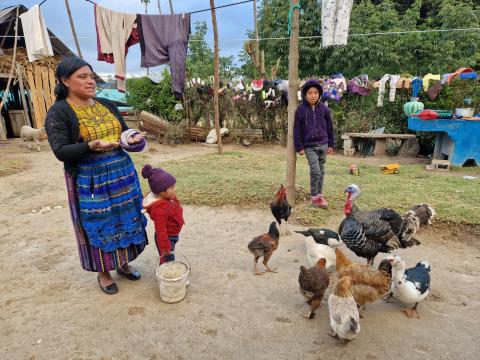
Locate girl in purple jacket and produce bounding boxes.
[294,79,335,209]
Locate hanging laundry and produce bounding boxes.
[20,5,53,62]
[422,73,440,91]
[410,78,423,98]
[347,74,370,96]
[95,5,138,93]
[426,82,443,101]
[321,0,354,47]
[397,77,411,89]
[389,75,400,102]
[137,13,191,98]
[377,74,390,107]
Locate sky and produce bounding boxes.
[5,0,256,76]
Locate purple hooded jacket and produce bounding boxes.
[293,79,335,153]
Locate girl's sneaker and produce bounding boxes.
[312,194,328,209]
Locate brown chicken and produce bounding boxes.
[335,248,392,316]
[248,222,280,275]
[298,258,330,319]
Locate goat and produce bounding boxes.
[20,125,46,151]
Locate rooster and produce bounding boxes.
[339,184,435,265]
[248,222,280,275]
[335,248,392,317]
[298,258,330,319]
[270,185,292,236]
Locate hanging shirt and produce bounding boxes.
[137,13,191,97]
[321,0,354,47]
[20,5,53,62]
[94,4,138,93]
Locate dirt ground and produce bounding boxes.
[1,140,479,360]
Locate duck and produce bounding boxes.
[386,255,431,318]
[296,229,342,271]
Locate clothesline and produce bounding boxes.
[1,27,480,41]
[82,0,254,15]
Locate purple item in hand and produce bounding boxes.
[120,129,147,152]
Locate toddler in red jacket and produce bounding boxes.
[142,164,184,264]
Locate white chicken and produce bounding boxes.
[303,235,342,271]
[386,255,431,318]
[328,276,361,342]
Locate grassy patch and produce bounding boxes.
[133,151,479,227]
[0,157,30,177]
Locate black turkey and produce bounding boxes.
[339,184,435,265]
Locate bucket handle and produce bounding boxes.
[160,252,192,276]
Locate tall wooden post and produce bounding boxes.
[65,0,83,59]
[16,64,32,127]
[210,0,223,154]
[286,0,300,205]
[0,6,19,141]
[157,0,162,13]
[169,0,174,14]
[253,0,259,70]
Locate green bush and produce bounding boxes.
[126,69,184,123]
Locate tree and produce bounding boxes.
[241,0,480,78]
[187,21,236,79]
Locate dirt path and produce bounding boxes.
[1,142,479,360]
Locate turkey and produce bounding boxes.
[338,184,435,265]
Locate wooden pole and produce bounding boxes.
[286,0,300,205]
[169,0,174,14]
[210,0,223,154]
[253,0,259,71]
[65,0,83,59]
[157,0,162,13]
[16,64,32,127]
[0,6,20,141]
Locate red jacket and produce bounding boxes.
[143,193,184,252]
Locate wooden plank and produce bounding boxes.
[40,66,53,111]
[34,66,47,127]
[26,69,42,128]
[344,133,416,139]
[48,67,56,104]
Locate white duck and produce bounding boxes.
[386,255,431,318]
[296,229,343,271]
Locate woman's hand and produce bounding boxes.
[327,147,334,155]
[128,133,144,145]
[88,140,119,151]
[298,150,305,156]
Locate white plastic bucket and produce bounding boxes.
[155,253,191,303]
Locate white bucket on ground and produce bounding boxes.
[155,253,191,303]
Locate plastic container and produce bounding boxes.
[155,253,191,303]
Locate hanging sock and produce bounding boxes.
[377,74,390,107]
[20,5,53,62]
[389,75,400,102]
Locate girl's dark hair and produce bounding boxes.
[54,57,93,101]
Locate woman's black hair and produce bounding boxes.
[54,56,93,101]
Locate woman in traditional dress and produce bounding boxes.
[45,57,148,295]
